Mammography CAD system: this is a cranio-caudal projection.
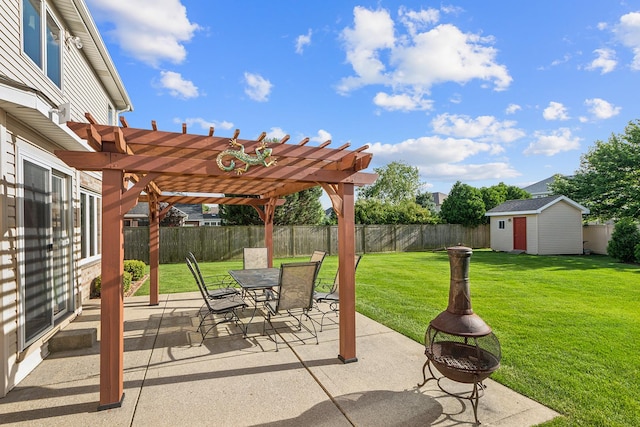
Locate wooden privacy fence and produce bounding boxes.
[124,224,490,264]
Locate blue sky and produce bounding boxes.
[86,1,640,203]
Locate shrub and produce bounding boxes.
[92,270,134,297]
[607,218,640,263]
[123,271,132,294]
[635,243,640,263]
[92,276,101,298]
[124,260,146,281]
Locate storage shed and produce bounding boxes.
[485,195,589,255]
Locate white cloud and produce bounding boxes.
[366,132,520,183]
[614,11,640,70]
[543,101,569,121]
[337,7,396,93]
[87,0,200,67]
[418,162,521,182]
[431,113,525,143]
[373,92,433,111]
[584,98,621,119]
[180,117,233,131]
[505,104,521,114]
[524,128,581,156]
[310,129,332,144]
[243,72,273,102]
[295,29,312,54]
[368,136,490,166]
[586,48,617,74]
[398,6,440,36]
[337,6,512,102]
[267,127,288,140]
[158,71,199,99]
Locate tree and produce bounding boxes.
[607,218,640,263]
[354,198,436,224]
[549,120,640,221]
[358,161,422,203]
[480,182,530,223]
[274,187,325,225]
[159,204,186,226]
[415,191,437,214]
[219,196,263,225]
[440,181,486,226]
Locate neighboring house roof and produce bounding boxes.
[485,195,589,216]
[522,175,573,198]
[174,203,204,221]
[431,192,448,205]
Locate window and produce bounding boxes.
[80,190,101,261]
[22,0,62,88]
[498,220,506,230]
[108,105,115,125]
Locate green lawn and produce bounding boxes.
[134,251,640,426]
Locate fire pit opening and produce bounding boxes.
[418,246,501,424]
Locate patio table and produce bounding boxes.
[228,268,280,292]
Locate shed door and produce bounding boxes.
[513,217,527,251]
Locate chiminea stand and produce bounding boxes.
[418,346,489,425]
[417,246,501,425]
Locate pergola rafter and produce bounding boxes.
[54,118,376,410]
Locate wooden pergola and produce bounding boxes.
[55,114,377,409]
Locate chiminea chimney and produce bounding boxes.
[429,246,491,336]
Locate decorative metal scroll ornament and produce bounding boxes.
[216,138,277,175]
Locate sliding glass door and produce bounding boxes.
[22,159,72,346]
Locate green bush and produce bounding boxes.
[92,275,101,298]
[92,270,134,297]
[635,243,640,263]
[124,260,146,281]
[123,271,132,293]
[607,218,640,263]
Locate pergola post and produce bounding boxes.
[98,168,125,409]
[337,182,357,363]
[148,198,160,306]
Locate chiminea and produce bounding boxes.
[418,246,501,424]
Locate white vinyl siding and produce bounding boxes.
[1,0,114,124]
[489,215,513,252]
[537,202,584,255]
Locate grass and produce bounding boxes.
[133,251,640,426]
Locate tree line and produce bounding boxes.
[215,120,640,234]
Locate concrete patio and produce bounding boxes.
[0,292,559,426]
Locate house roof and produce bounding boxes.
[485,195,589,216]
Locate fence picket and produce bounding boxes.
[124,224,490,263]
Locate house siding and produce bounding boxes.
[537,201,584,255]
[0,0,129,397]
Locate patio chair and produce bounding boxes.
[309,250,327,278]
[187,257,248,343]
[262,261,320,351]
[243,247,268,269]
[313,254,362,331]
[187,252,239,299]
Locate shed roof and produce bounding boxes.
[485,195,589,216]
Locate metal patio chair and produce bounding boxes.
[243,247,269,269]
[187,252,239,299]
[262,261,320,351]
[187,257,248,343]
[309,250,327,280]
[313,254,362,331]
